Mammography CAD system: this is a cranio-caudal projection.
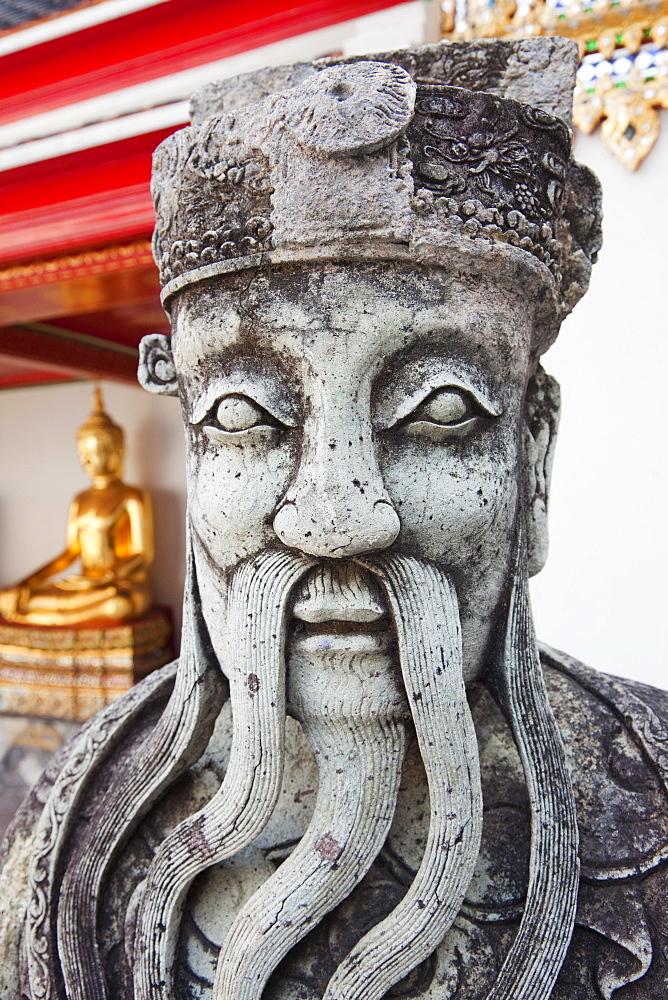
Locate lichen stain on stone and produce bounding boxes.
[188,813,213,862]
[247,672,261,697]
[315,832,343,862]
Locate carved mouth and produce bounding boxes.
[291,561,387,622]
[290,617,394,654]
[290,562,393,654]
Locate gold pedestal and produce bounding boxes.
[0,608,173,721]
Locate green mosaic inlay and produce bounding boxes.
[586,38,598,51]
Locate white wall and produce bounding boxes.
[1,124,665,689]
[530,125,668,687]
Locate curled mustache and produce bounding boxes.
[213,560,411,1000]
[133,547,313,1000]
[208,554,483,1000]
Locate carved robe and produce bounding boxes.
[2,646,666,1000]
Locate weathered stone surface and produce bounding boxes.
[1,37,665,1000]
[190,38,578,126]
[1,650,667,999]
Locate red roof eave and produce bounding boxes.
[0,127,178,263]
[0,0,410,261]
[0,0,408,126]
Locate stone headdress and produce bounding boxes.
[152,38,602,350]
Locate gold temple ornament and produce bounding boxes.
[0,388,173,721]
[440,0,668,168]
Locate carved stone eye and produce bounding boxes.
[213,395,272,432]
[418,388,470,426]
[402,387,482,441]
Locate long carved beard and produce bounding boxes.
[210,554,483,1000]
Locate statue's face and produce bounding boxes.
[77,431,122,480]
[172,261,536,681]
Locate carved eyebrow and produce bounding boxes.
[189,373,299,427]
[374,362,503,431]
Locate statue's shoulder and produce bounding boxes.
[539,643,668,880]
[538,646,668,998]
[540,641,668,764]
[541,646,668,882]
[540,641,668,734]
[539,643,668,724]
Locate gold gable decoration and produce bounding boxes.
[440,0,668,168]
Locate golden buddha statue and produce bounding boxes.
[0,388,153,627]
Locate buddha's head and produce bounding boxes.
[76,387,125,481]
[138,41,602,1000]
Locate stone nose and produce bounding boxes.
[272,432,400,559]
[273,495,399,558]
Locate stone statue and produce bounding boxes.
[0,388,153,626]
[1,37,667,1000]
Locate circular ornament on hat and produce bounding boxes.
[285,61,416,158]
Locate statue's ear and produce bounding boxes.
[138,333,179,396]
[523,367,561,576]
